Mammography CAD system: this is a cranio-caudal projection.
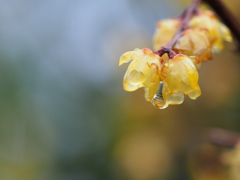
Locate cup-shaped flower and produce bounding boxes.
[161,54,201,100]
[151,54,201,109]
[119,48,162,101]
[174,28,213,63]
[189,10,232,51]
[153,19,180,50]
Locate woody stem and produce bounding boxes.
[207,128,240,147]
[155,0,202,58]
[167,0,201,48]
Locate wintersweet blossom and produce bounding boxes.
[174,28,213,63]
[119,1,233,109]
[119,48,162,101]
[163,54,201,99]
[151,54,201,109]
[189,10,232,51]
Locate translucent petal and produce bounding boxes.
[119,51,135,66]
[188,86,201,99]
[143,63,160,84]
[144,66,160,101]
[189,10,232,51]
[174,28,213,63]
[128,70,145,84]
[123,77,142,92]
[167,91,184,105]
[162,54,200,98]
[219,23,232,42]
[120,48,162,102]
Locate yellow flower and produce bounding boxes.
[164,54,201,98]
[153,19,180,50]
[119,48,162,101]
[174,28,213,63]
[152,54,201,109]
[189,10,232,51]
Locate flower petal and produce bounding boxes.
[119,51,135,66]
[188,86,201,100]
[162,54,201,98]
[189,10,232,51]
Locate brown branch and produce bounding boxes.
[154,0,202,58]
[155,0,240,58]
[207,128,240,147]
[203,0,240,47]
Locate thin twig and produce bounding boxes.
[154,0,202,58]
[207,128,240,147]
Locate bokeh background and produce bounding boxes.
[0,0,240,179]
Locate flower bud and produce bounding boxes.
[174,28,213,63]
[189,10,232,51]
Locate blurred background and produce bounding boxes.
[0,0,240,179]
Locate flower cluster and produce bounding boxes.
[119,7,232,109]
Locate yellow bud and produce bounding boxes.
[174,28,213,63]
[189,10,232,51]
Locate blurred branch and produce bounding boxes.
[207,128,240,147]
[203,0,240,48]
[155,0,201,58]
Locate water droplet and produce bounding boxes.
[151,82,168,109]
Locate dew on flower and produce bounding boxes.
[151,82,168,109]
[119,0,234,109]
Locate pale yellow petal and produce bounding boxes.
[166,91,184,105]
[219,23,232,42]
[123,78,141,92]
[162,54,200,98]
[189,10,232,52]
[188,86,201,99]
[128,70,145,84]
[120,48,162,101]
[119,51,136,66]
[143,64,161,101]
[174,28,213,62]
[123,73,142,91]
[144,84,159,102]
